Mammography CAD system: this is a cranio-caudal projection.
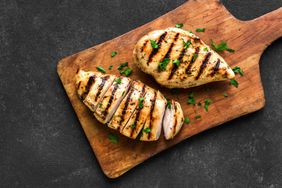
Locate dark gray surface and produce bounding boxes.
[0,0,282,187]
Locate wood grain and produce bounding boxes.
[57,0,282,178]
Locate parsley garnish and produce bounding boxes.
[187,92,196,105]
[196,28,205,32]
[204,98,212,112]
[166,99,172,109]
[111,51,117,57]
[173,59,180,67]
[131,123,136,129]
[183,40,191,50]
[120,68,132,77]
[96,66,106,73]
[195,115,201,119]
[232,66,244,76]
[184,117,190,124]
[115,78,122,84]
[175,23,184,28]
[117,62,128,70]
[138,98,144,108]
[223,93,228,97]
[143,127,151,133]
[108,133,119,144]
[203,47,208,52]
[211,40,235,53]
[158,58,170,71]
[98,102,102,107]
[108,65,113,70]
[150,40,158,49]
[230,79,239,88]
[192,53,198,62]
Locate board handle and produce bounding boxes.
[247,7,282,47]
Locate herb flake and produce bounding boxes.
[187,92,196,105]
[117,62,128,70]
[204,98,212,112]
[175,23,184,28]
[158,58,170,71]
[115,78,122,84]
[196,28,205,32]
[183,40,192,50]
[108,133,119,144]
[138,98,145,108]
[96,66,106,73]
[232,66,244,76]
[120,68,132,77]
[184,117,190,124]
[211,40,235,53]
[111,51,117,57]
[143,127,151,133]
[150,40,159,49]
[230,79,239,88]
[172,59,180,67]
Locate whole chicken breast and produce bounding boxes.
[133,27,235,88]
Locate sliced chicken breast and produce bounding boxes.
[140,91,167,141]
[94,77,131,124]
[163,100,184,140]
[120,86,155,139]
[107,81,146,130]
[83,74,116,112]
[133,27,235,88]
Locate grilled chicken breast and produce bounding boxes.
[75,70,184,141]
[133,27,235,88]
[163,100,184,140]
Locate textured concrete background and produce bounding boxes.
[0,0,282,187]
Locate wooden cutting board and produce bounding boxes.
[57,0,282,178]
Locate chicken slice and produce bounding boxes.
[107,81,146,130]
[133,27,235,88]
[163,100,184,140]
[140,91,166,141]
[120,86,155,139]
[94,77,131,124]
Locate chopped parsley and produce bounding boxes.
[98,102,102,107]
[187,92,196,105]
[184,117,190,124]
[96,66,106,73]
[196,28,205,32]
[183,40,192,50]
[131,123,136,129]
[197,102,202,106]
[150,40,159,49]
[158,58,170,71]
[111,51,117,57]
[203,47,208,52]
[211,40,235,53]
[230,79,239,88]
[143,127,151,133]
[120,68,132,77]
[192,53,199,62]
[175,23,184,28]
[115,78,122,84]
[166,99,172,109]
[108,133,119,144]
[108,65,113,70]
[223,93,228,97]
[138,97,144,108]
[232,66,244,76]
[195,115,201,119]
[204,98,212,112]
[172,59,180,67]
[117,62,128,70]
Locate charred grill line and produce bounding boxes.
[211,59,221,76]
[102,82,119,117]
[195,52,212,80]
[172,103,177,136]
[119,88,134,129]
[95,76,109,102]
[186,47,200,75]
[140,40,149,53]
[146,32,167,65]
[81,75,95,100]
[168,40,186,80]
[148,91,157,139]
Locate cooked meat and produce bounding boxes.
[133,27,235,88]
[163,100,184,140]
[94,77,131,124]
[76,70,184,141]
[107,81,146,130]
[120,86,155,139]
[140,91,167,141]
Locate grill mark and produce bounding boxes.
[172,102,177,136]
[102,82,119,117]
[129,86,147,137]
[186,47,200,75]
[77,81,81,90]
[148,92,157,139]
[81,75,95,100]
[94,76,109,102]
[119,88,135,130]
[195,52,212,80]
[147,32,167,65]
[168,42,186,80]
[140,40,149,53]
[210,59,221,76]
